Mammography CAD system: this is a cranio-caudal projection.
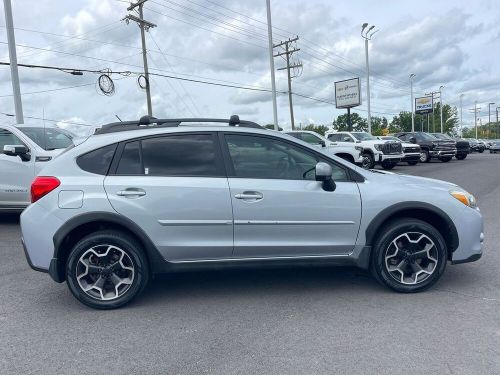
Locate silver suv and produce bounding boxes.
[20,116,484,309]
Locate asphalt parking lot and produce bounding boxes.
[1,153,499,374]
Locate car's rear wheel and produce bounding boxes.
[361,152,375,169]
[419,149,430,163]
[66,230,149,309]
[370,219,447,293]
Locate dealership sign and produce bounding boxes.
[334,78,361,109]
[415,96,434,114]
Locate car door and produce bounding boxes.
[221,132,362,258]
[0,127,35,208]
[104,132,234,262]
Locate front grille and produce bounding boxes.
[403,146,420,153]
[382,142,402,155]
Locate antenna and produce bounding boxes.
[42,107,47,150]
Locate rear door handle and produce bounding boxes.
[234,191,263,201]
[117,188,146,198]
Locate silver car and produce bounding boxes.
[20,116,484,309]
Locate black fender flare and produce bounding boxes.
[364,201,459,251]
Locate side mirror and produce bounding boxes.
[409,137,417,144]
[343,136,352,142]
[3,145,30,161]
[320,140,326,147]
[315,162,336,192]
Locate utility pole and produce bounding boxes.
[3,0,23,124]
[123,0,156,116]
[488,102,495,139]
[274,37,302,130]
[425,90,441,133]
[410,74,415,132]
[266,0,278,131]
[469,102,481,139]
[459,94,464,137]
[439,85,445,133]
[361,23,378,134]
[496,106,499,139]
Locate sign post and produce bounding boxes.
[335,78,362,132]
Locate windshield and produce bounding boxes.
[431,133,452,140]
[381,136,401,142]
[352,132,377,141]
[18,127,74,150]
[418,132,438,141]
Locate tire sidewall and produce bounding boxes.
[362,153,375,169]
[371,219,447,293]
[66,231,149,309]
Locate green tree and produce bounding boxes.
[332,113,367,132]
[370,116,389,136]
[303,124,330,136]
[389,111,413,133]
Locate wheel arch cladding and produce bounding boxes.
[51,212,164,282]
[365,202,459,260]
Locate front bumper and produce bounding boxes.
[450,207,484,264]
[377,153,402,163]
[430,149,457,157]
[403,153,420,162]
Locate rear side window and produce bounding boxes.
[77,144,117,175]
[115,134,221,177]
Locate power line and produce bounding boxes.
[0,111,92,126]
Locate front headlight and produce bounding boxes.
[450,190,477,208]
[374,144,383,151]
[355,146,363,151]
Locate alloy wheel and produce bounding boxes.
[419,152,427,163]
[384,232,438,285]
[76,245,135,301]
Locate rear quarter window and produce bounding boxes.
[76,144,117,175]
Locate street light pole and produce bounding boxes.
[488,102,495,139]
[266,0,279,131]
[459,93,464,137]
[410,74,415,132]
[361,23,377,134]
[439,85,445,133]
[496,106,500,139]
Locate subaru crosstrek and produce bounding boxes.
[20,116,484,309]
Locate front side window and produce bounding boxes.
[300,133,323,145]
[225,134,348,181]
[116,134,221,177]
[0,128,24,150]
[326,133,339,141]
[339,133,354,142]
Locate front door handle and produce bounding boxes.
[234,191,263,201]
[117,188,146,198]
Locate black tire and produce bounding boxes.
[456,153,467,160]
[419,149,430,163]
[407,161,418,166]
[381,160,397,170]
[439,156,452,162]
[66,230,149,309]
[370,218,447,293]
[478,149,484,153]
[361,152,375,170]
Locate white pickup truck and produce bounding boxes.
[0,124,74,211]
[324,131,403,169]
[285,130,363,166]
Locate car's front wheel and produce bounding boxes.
[381,160,397,170]
[66,230,149,309]
[456,153,467,160]
[439,156,453,162]
[370,219,447,293]
[419,149,430,163]
[361,152,375,169]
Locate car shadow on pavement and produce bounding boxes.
[136,266,382,306]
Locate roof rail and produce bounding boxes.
[94,115,263,135]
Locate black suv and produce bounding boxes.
[395,132,457,163]
[431,133,470,160]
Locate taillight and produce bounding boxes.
[31,176,60,203]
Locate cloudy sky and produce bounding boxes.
[1,0,499,135]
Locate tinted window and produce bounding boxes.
[286,132,301,139]
[77,144,117,175]
[116,141,142,175]
[18,127,73,150]
[300,133,322,145]
[0,128,24,150]
[327,133,340,141]
[225,134,348,181]
[141,134,219,176]
[339,133,354,142]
